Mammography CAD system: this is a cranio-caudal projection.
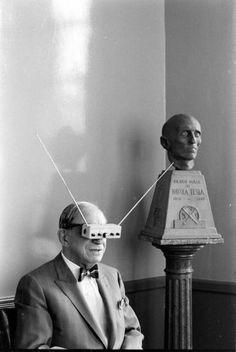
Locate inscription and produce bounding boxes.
[173,178,200,184]
[173,179,187,184]
[173,197,182,201]
[189,179,200,184]
[172,188,205,196]
[195,197,205,201]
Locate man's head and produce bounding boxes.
[58,201,107,269]
[160,114,202,170]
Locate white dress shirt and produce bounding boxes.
[61,252,108,344]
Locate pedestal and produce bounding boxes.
[140,170,224,349]
[153,243,204,350]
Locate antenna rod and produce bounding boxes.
[36,134,89,226]
[118,162,174,225]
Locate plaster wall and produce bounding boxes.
[0,0,166,296]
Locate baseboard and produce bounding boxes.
[125,276,236,295]
[125,275,165,293]
[192,278,236,295]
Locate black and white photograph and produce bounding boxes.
[0,0,235,350]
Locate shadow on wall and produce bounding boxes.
[112,121,162,278]
[107,123,150,279]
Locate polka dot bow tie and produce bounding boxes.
[78,264,99,281]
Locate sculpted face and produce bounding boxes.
[59,203,107,269]
[161,114,202,170]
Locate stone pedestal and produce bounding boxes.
[153,244,204,350]
[141,170,223,243]
[140,170,224,350]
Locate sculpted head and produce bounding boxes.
[160,114,202,170]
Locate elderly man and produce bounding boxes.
[160,113,202,170]
[14,201,144,349]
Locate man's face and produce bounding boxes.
[166,116,202,161]
[64,211,107,268]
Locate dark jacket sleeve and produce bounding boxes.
[117,271,144,349]
[14,274,53,349]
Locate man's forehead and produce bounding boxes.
[73,209,106,225]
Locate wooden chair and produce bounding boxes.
[0,309,11,349]
[0,298,16,349]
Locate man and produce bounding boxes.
[14,201,144,349]
[160,113,202,170]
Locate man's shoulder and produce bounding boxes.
[19,253,60,282]
[98,262,122,281]
[98,262,118,273]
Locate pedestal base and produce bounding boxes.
[153,244,205,350]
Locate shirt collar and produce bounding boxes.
[61,251,81,280]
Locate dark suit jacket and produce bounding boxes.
[14,253,143,349]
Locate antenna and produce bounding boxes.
[36,134,89,226]
[37,133,173,238]
[118,162,174,225]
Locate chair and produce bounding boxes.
[0,308,16,349]
[0,309,11,349]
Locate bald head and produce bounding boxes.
[160,114,202,170]
[59,201,107,229]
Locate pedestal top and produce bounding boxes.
[139,232,224,246]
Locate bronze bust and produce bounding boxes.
[160,114,202,170]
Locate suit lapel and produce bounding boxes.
[96,267,118,349]
[53,254,108,348]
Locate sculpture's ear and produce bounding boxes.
[160,136,170,150]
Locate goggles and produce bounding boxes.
[63,223,121,239]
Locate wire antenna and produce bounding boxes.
[118,162,174,225]
[36,134,89,226]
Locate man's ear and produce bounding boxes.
[58,229,70,247]
[160,136,170,150]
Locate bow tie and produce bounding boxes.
[78,264,99,281]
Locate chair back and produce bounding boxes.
[0,309,11,349]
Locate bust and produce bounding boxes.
[160,114,202,170]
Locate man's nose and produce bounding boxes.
[91,238,104,244]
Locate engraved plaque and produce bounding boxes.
[174,206,206,229]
